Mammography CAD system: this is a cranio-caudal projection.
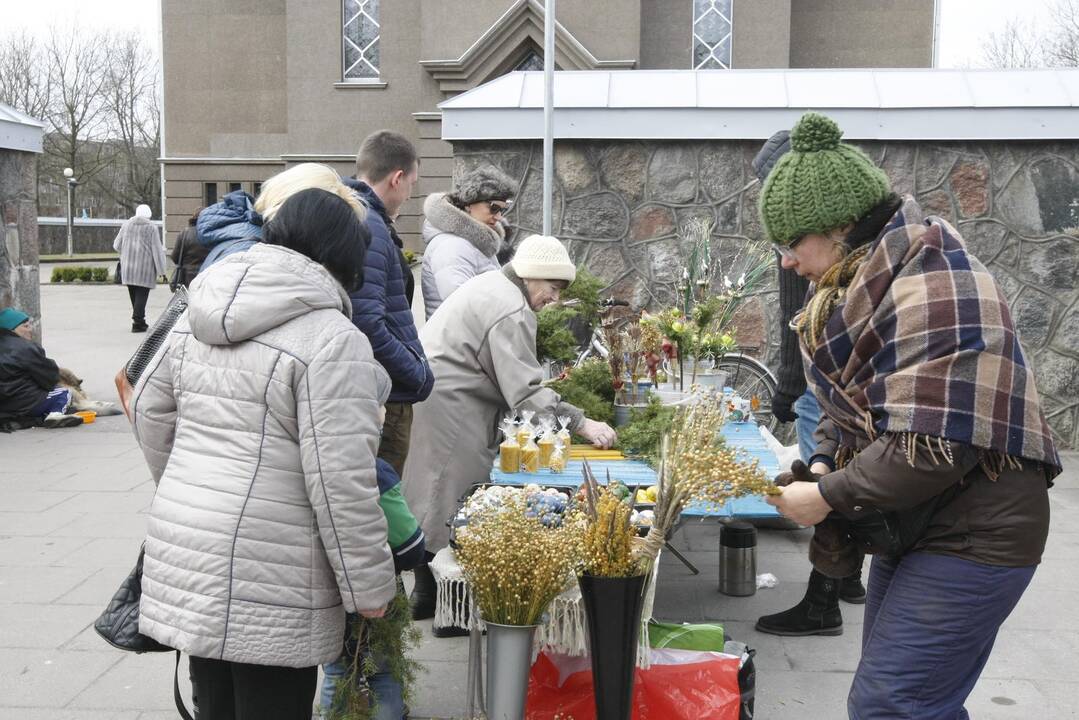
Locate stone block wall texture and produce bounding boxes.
[451,139,1079,448]
[0,149,41,341]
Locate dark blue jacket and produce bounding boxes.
[195,190,262,271]
[343,178,433,404]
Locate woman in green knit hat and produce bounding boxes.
[760,112,1058,718]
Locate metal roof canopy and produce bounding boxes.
[439,69,1079,141]
[0,102,45,154]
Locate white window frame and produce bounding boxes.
[341,0,382,84]
[692,0,734,70]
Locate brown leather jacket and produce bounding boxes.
[814,418,1050,568]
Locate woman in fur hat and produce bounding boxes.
[420,165,517,319]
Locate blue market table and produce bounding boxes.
[489,421,783,574]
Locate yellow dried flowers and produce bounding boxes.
[454,496,582,626]
[579,483,642,578]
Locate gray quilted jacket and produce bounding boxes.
[131,243,397,668]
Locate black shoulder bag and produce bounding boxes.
[94,545,194,720]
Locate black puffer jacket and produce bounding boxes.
[0,329,58,420]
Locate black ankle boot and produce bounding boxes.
[755,569,843,637]
[409,563,436,621]
[839,568,867,605]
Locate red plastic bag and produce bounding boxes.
[526,650,741,720]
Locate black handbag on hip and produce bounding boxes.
[94,545,195,720]
[94,544,170,653]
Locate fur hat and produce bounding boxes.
[510,234,576,283]
[135,204,152,219]
[451,166,518,206]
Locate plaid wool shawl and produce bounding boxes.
[801,197,1061,476]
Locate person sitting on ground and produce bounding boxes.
[0,308,82,429]
[320,453,425,720]
[402,234,617,637]
[421,165,517,319]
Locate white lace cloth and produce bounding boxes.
[429,546,661,667]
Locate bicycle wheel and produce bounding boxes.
[713,354,780,432]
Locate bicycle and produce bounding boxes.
[566,297,780,432]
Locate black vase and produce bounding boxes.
[578,573,648,720]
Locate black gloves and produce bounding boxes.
[771,391,799,423]
[774,459,820,488]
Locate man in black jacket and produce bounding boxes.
[0,308,81,429]
[750,134,866,637]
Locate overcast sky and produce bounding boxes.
[0,0,1060,69]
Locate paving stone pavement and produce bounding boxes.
[1,284,1077,719]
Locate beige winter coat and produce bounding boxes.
[401,267,584,551]
[131,243,396,668]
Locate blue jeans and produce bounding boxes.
[320,618,405,720]
[793,390,821,463]
[848,553,1035,719]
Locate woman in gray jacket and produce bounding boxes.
[113,204,166,332]
[131,188,396,719]
[421,166,517,319]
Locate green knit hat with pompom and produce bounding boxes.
[758,112,891,246]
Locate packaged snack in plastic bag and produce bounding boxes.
[520,425,540,473]
[548,437,567,474]
[517,409,536,447]
[556,415,572,447]
[537,416,556,468]
[499,420,520,473]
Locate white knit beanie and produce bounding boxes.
[510,234,576,283]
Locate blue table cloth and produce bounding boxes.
[489,421,782,519]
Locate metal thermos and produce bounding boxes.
[719,521,757,596]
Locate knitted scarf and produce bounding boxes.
[797,197,1061,478]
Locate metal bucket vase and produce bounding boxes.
[578,573,648,720]
[485,621,539,720]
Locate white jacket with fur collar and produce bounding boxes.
[420,192,504,320]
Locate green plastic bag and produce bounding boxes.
[647,621,725,652]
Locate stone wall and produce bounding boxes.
[451,138,1079,448]
[0,149,41,342]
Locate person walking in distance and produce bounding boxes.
[113,204,166,332]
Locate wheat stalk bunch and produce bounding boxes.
[634,395,777,567]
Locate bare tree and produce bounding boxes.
[1047,0,1079,66]
[94,32,161,215]
[42,25,114,188]
[981,17,1046,68]
[980,0,1079,69]
[0,31,51,121]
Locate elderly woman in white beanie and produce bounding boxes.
[401,234,617,634]
[113,204,166,332]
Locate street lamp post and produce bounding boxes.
[63,167,79,257]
